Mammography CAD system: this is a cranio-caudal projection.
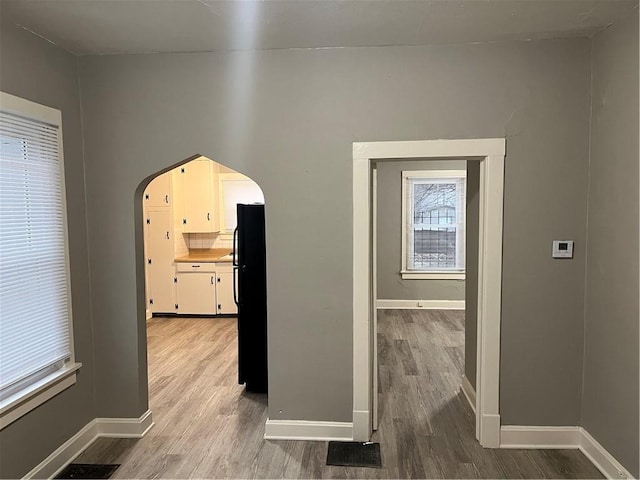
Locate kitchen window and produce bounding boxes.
[401,170,466,280]
[220,174,264,232]
[0,92,80,429]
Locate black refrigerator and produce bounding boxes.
[233,204,268,393]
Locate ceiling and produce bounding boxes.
[1,0,637,55]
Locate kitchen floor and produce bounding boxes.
[75,311,602,479]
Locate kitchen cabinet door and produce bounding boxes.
[176,272,216,315]
[146,209,175,313]
[180,159,220,233]
[144,171,171,208]
[216,271,237,315]
[171,169,184,233]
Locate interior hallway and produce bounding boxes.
[75,312,602,478]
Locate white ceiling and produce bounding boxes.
[1,0,638,55]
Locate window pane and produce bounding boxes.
[412,227,457,268]
[221,179,264,231]
[413,182,457,226]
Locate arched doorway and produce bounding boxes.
[136,154,268,437]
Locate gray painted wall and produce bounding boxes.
[77,37,592,426]
[0,20,96,478]
[582,14,639,477]
[464,162,480,389]
[376,160,465,301]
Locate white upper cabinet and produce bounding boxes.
[176,158,220,233]
[144,171,171,208]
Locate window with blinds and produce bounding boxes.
[401,170,466,276]
[0,93,78,427]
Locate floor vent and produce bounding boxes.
[326,441,382,468]
[55,463,120,479]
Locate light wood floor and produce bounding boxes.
[76,311,602,479]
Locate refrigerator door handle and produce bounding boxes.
[233,266,239,306]
[232,226,239,267]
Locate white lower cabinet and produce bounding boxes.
[175,263,216,315]
[216,265,237,315]
[175,262,237,315]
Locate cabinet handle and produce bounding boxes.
[207,212,210,221]
[165,231,170,240]
[165,194,169,204]
[217,277,221,283]
[192,264,200,268]
[211,276,214,284]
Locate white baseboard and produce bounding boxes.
[376,299,465,310]
[460,375,476,414]
[23,410,154,480]
[353,410,373,442]
[500,426,634,479]
[96,409,155,438]
[500,425,581,449]
[480,414,501,448]
[146,309,152,320]
[351,409,371,442]
[264,419,353,442]
[22,419,99,480]
[580,428,634,480]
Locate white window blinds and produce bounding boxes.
[0,110,72,399]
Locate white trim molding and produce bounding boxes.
[500,425,582,449]
[580,429,634,480]
[376,299,465,310]
[96,409,155,438]
[353,138,505,447]
[264,419,353,442]
[23,410,154,480]
[23,418,99,480]
[460,375,476,414]
[1,363,81,430]
[500,426,634,479]
[400,271,465,280]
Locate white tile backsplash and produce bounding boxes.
[187,233,218,249]
[215,234,233,249]
[175,233,189,256]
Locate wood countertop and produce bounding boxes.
[175,248,233,263]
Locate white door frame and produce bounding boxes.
[371,167,379,432]
[352,138,505,447]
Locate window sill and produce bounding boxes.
[0,362,82,429]
[401,271,465,280]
